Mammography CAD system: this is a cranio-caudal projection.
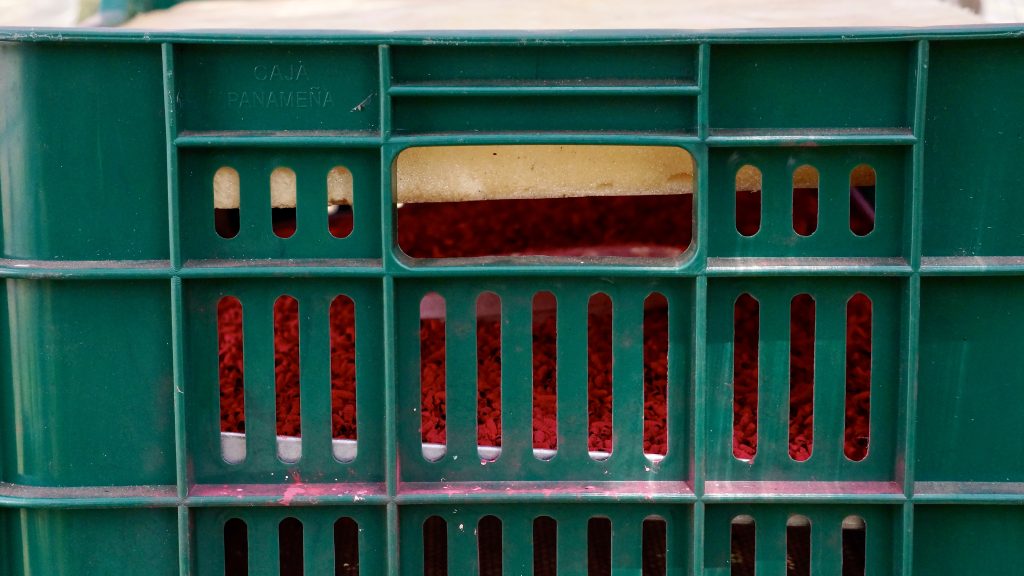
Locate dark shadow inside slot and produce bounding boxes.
[273,207,297,238]
[216,208,240,239]
[642,518,667,576]
[786,520,811,576]
[334,517,359,576]
[279,517,304,576]
[731,518,755,576]
[842,518,866,576]
[424,516,448,576]
[224,518,249,576]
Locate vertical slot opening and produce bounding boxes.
[424,516,448,576]
[478,515,503,576]
[850,165,876,236]
[394,146,694,260]
[328,166,355,238]
[421,293,447,461]
[845,293,872,462]
[218,296,246,464]
[842,516,866,576]
[477,292,502,460]
[588,517,612,576]
[733,294,759,461]
[214,166,240,239]
[334,518,359,576]
[279,517,304,576]
[644,292,669,458]
[789,294,815,462]
[642,517,667,576]
[274,295,301,463]
[331,295,358,462]
[730,516,755,576]
[271,167,297,238]
[792,165,819,236]
[224,518,249,576]
[736,165,762,237]
[532,291,558,458]
[588,293,613,459]
[786,516,811,576]
[533,516,557,576]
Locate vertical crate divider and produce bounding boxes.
[901,37,930,576]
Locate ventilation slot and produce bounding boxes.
[477,292,502,460]
[214,166,240,239]
[279,517,304,576]
[642,517,667,576]
[789,294,815,462]
[644,292,669,458]
[272,167,297,238]
[533,516,557,576]
[733,294,759,461]
[731,516,755,576]
[736,165,761,237]
[328,166,354,238]
[588,518,612,576]
[792,165,819,236]
[394,145,693,260]
[842,516,866,576]
[224,518,248,576]
[850,165,876,236]
[331,295,357,462]
[424,516,448,576]
[787,516,811,576]
[334,518,359,576]
[588,293,613,459]
[532,291,558,458]
[478,515,503,576]
[420,293,447,461]
[274,295,301,463]
[845,293,872,461]
[218,296,245,464]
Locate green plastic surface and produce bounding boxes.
[0,25,1022,575]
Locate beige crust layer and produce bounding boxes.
[124,0,982,30]
[214,165,353,209]
[394,145,693,203]
[212,145,878,208]
[213,145,693,208]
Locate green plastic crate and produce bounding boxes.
[1,25,1024,575]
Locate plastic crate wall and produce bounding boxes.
[1,29,1024,575]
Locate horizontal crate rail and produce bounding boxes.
[2,28,1024,575]
[11,257,1024,278]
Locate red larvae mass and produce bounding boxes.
[219,192,872,460]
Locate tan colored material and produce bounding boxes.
[214,165,353,209]
[212,147,881,207]
[215,145,692,208]
[213,166,239,209]
[395,145,692,203]
[327,166,354,206]
[734,162,875,192]
[270,166,296,208]
[124,0,983,30]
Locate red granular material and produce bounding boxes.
[218,296,359,440]
[531,296,559,451]
[396,195,692,259]
[419,318,447,445]
[218,192,873,461]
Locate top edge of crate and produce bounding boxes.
[1,24,1024,44]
